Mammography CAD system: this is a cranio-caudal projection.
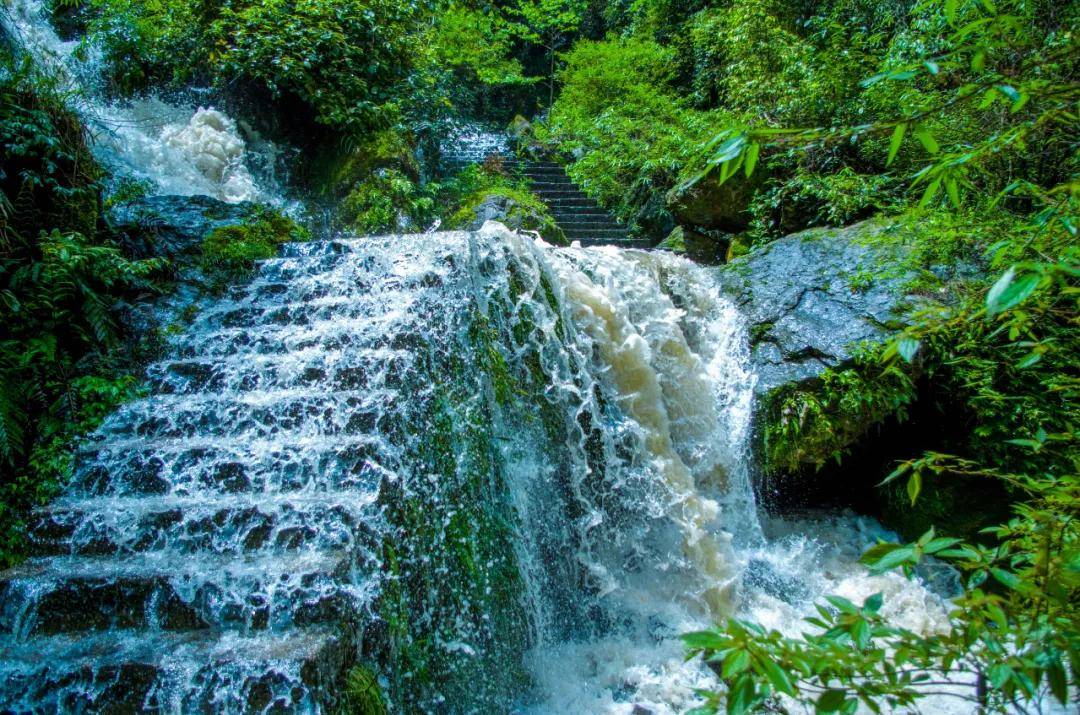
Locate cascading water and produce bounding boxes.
[0,221,960,712]
[1,0,281,204]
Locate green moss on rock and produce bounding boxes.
[200,206,309,277]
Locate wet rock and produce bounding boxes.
[108,194,252,260]
[454,194,566,244]
[714,220,916,396]
[658,225,730,265]
[667,171,762,233]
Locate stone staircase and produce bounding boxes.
[502,160,651,249]
[439,124,650,249]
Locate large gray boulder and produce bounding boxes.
[714,221,916,396]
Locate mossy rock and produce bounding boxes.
[309,129,420,198]
[448,190,567,246]
[200,207,308,277]
[658,225,729,264]
[666,170,763,232]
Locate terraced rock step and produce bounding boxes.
[0,628,345,713]
[0,235,475,711]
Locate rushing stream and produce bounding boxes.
[0,2,966,713]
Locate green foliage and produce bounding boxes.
[0,52,166,566]
[693,0,1078,215]
[441,164,566,244]
[200,206,309,278]
[86,0,438,133]
[434,5,534,88]
[763,346,917,474]
[535,36,726,230]
[340,169,434,235]
[337,665,388,715]
[692,244,1079,709]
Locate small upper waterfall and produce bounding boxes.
[2,0,281,204]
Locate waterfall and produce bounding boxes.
[1,0,282,204]
[0,222,958,712]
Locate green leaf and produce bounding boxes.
[988,663,1012,688]
[681,630,726,651]
[863,592,884,613]
[906,472,922,505]
[851,619,871,649]
[913,125,939,154]
[862,544,918,573]
[919,177,943,207]
[924,537,962,555]
[945,0,958,23]
[879,462,909,485]
[990,567,1022,591]
[744,143,760,177]
[722,649,752,678]
[816,689,847,713]
[946,176,961,207]
[887,123,907,166]
[1047,659,1068,704]
[825,595,859,614]
[986,268,1041,315]
[760,657,796,696]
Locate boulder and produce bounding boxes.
[658,225,730,265]
[714,220,916,396]
[453,192,566,245]
[666,171,761,232]
[108,194,252,259]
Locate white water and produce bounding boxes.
[1,0,280,204]
[516,238,959,714]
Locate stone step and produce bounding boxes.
[26,492,379,557]
[539,196,598,208]
[565,228,630,238]
[531,187,589,199]
[522,171,569,181]
[95,389,393,442]
[147,347,410,396]
[71,435,391,499]
[558,221,625,231]
[168,314,412,359]
[585,238,655,249]
[0,550,352,637]
[0,627,345,712]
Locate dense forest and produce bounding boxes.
[0,0,1077,712]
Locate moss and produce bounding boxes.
[748,321,774,346]
[761,346,917,475]
[367,313,532,710]
[311,128,420,197]
[337,665,388,715]
[341,169,433,235]
[200,206,309,278]
[447,186,567,245]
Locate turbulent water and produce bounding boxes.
[0,4,967,713]
[2,0,281,203]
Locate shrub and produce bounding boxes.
[340,169,435,235]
